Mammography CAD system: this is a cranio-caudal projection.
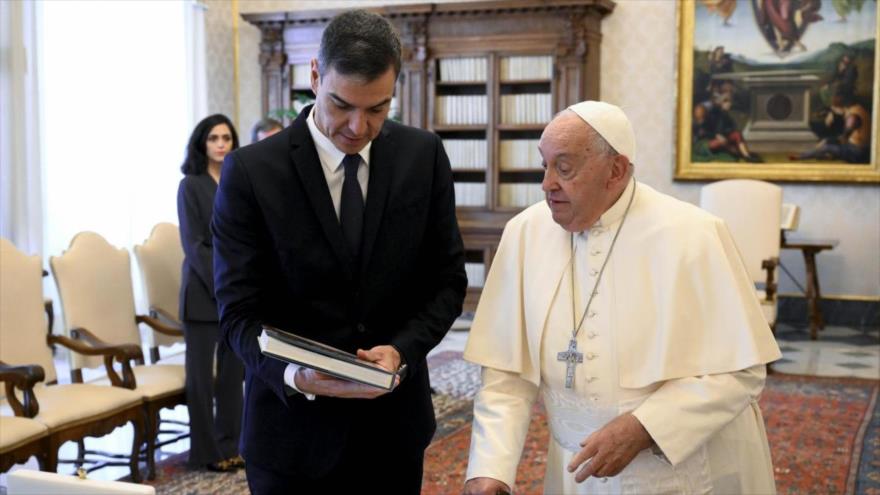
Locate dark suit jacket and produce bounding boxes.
[177,173,219,323]
[212,106,467,477]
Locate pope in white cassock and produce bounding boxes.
[462,101,782,495]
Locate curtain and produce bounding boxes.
[0,0,43,256]
[186,0,209,127]
[38,1,196,354]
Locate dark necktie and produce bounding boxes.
[340,154,364,260]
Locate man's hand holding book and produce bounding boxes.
[293,345,402,399]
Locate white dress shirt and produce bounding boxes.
[283,107,372,399]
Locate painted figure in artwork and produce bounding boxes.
[752,0,823,55]
[690,1,875,165]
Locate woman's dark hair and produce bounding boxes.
[181,114,239,175]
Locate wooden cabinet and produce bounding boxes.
[243,0,614,311]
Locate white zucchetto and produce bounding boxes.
[567,101,636,162]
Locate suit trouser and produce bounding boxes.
[183,320,245,466]
[245,428,426,494]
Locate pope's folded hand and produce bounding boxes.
[568,412,653,483]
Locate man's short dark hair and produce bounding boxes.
[251,117,283,143]
[318,10,401,81]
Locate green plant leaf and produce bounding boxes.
[832,0,850,17]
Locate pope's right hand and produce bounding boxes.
[463,477,511,495]
[294,367,394,399]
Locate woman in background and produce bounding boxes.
[178,114,244,472]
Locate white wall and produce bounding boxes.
[226,0,880,298]
[204,0,235,121]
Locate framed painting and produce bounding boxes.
[675,0,879,182]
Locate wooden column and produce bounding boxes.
[581,11,604,101]
[556,11,603,108]
[258,23,288,123]
[397,15,429,128]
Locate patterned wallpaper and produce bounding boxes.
[205,0,262,142]
[204,0,235,122]
[239,19,261,143]
[211,0,879,297]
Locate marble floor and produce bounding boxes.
[2,318,877,489]
[428,318,471,357]
[772,323,880,378]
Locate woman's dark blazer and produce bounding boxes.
[177,173,219,323]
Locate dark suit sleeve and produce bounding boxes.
[177,177,215,297]
[212,153,290,405]
[389,134,467,377]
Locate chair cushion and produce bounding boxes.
[0,416,48,453]
[134,222,184,350]
[90,364,185,400]
[0,384,141,432]
[699,180,782,284]
[155,352,185,367]
[50,232,141,371]
[0,239,58,384]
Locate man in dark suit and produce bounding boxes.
[212,9,467,494]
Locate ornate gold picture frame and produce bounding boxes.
[675,0,879,183]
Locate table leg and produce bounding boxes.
[812,252,826,331]
[802,249,822,340]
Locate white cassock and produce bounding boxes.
[464,179,782,494]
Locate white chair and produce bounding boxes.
[50,232,186,480]
[0,367,48,473]
[7,469,155,494]
[700,179,782,332]
[0,238,145,481]
[133,223,185,365]
[1,417,48,473]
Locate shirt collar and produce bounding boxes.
[306,106,372,173]
[595,176,636,228]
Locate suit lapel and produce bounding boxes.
[359,124,394,278]
[288,107,353,277]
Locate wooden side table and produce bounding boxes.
[781,238,838,340]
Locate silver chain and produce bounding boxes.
[569,178,637,340]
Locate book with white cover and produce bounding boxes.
[781,203,800,231]
[258,326,400,390]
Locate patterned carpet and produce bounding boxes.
[143,351,880,494]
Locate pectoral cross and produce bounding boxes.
[557,338,583,389]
